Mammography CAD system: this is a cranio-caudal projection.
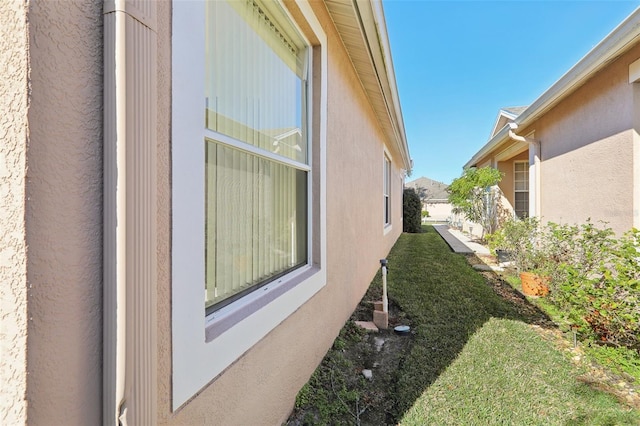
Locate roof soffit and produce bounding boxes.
[324,0,411,170]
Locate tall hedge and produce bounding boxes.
[403,188,422,233]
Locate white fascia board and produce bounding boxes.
[370,0,411,172]
[464,125,510,169]
[489,111,516,139]
[465,7,640,168]
[515,7,640,126]
[354,0,412,172]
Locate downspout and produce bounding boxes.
[508,123,541,217]
[104,4,128,423]
[104,1,158,425]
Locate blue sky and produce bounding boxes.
[383,0,640,185]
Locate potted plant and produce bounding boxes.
[485,230,511,264]
[497,216,549,296]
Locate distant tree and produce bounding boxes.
[403,188,422,233]
[447,167,504,237]
[414,186,430,205]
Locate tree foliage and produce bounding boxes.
[447,167,504,236]
[403,188,422,233]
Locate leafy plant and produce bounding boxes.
[498,219,640,354]
[490,216,545,273]
[447,167,505,237]
[403,188,422,233]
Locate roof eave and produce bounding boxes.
[324,0,412,172]
[516,7,640,126]
[465,7,640,167]
[464,125,510,169]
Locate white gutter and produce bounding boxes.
[464,125,510,168]
[333,0,412,172]
[465,7,640,168]
[370,0,411,172]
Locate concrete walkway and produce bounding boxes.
[433,225,491,255]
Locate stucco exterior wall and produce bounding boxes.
[497,150,528,211]
[157,1,404,424]
[532,44,640,234]
[25,1,103,424]
[424,203,452,222]
[0,2,29,424]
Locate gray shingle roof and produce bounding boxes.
[501,106,528,117]
[405,177,450,202]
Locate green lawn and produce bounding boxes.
[400,318,638,425]
[288,226,639,425]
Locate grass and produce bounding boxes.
[287,226,640,425]
[400,318,638,425]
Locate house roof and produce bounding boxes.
[489,106,528,138]
[405,177,450,202]
[501,106,528,117]
[465,7,640,169]
[324,0,412,173]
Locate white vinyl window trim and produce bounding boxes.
[383,149,392,234]
[171,0,327,410]
[514,160,529,219]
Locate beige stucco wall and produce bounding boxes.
[424,203,452,222]
[2,1,103,424]
[0,2,29,423]
[157,1,404,424]
[531,44,640,234]
[497,150,528,211]
[25,1,104,424]
[471,44,640,235]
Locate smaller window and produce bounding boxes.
[383,155,391,226]
[514,161,529,218]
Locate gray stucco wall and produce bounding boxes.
[24,1,103,424]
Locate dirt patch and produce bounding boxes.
[286,298,415,425]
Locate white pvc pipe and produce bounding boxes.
[381,260,388,313]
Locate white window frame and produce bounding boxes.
[171,0,327,410]
[514,160,529,219]
[383,149,392,234]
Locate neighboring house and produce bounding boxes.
[465,8,640,235]
[0,1,411,425]
[405,177,452,222]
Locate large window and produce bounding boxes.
[514,161,529,218]
[172,0,327,409]
[204,0,309,311]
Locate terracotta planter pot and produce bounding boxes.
[520,271,549,297]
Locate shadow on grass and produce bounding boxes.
[368,226,554,421]
[287,226,556,425]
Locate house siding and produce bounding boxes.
[0,0,104,424]
[0,2,29,423]
[1,0,407,424]
[468,41,640,236]
[157,1,405,425]
[497,151,528,212]
[532,44,639,233]
[24,1,104,424]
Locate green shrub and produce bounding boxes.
[547,227,639,351]
[403,188,422,233]
[488,216,545,272]
[493,217,639,353]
